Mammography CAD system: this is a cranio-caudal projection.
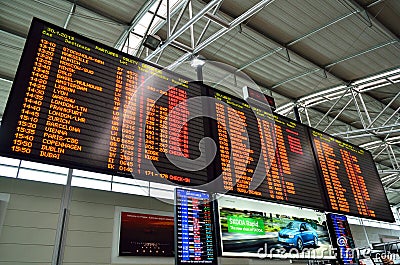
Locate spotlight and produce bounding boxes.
[143,35,161,51]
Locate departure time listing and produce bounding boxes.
[0,18,207,185]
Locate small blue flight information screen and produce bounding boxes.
[175,188,217,265]
[327,213,357,265]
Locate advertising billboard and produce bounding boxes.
[217,195,335,260]
[119,211,174,256]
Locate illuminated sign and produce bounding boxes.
[119,212,174,256]
[243,86,276,110]
[0,18,393,223]
[217,195,334,259]
[0,18,209,185]
[326,213,357,265]
[175,188,217,265]
[211,90,326,210]
[310,130,394,222]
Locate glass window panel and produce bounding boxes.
[71,177,111,191]
[150,188,174,200]
[18,168,67,185]
[0,156,20,166]
[20,160,68,174]
[73,169,112,181]
[0,165,18,178]
[112,183,149,196]
[150,182,176,191]
[112,176,149,187]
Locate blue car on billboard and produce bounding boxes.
[278,221,318,251]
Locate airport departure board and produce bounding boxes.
[211,90,326,210]
[175,188,217,265]
[0,18,209,185]
[311,130,394,222]
[0,19,394,223]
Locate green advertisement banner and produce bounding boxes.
[227,216,264,235]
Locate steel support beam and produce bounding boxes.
[226,8,368,77]
[164,0,276,69]
[64,1,76,29]
[303,105,312,126]
[188,1,195,49]
[61,0,126,26]
[323,97,353,132]
[367,90,400,129]
[333,123,400,136]
[351,89,367,128]
[373,145,388,160]
[367,0,385,8]
[145,0,222,61]
[171,0,191,35]
[325,40,398,69]
[271,40,397,89]
[166,0,170,36]
[389,145,400,169]
[315,87,351,128]
[287,12,357,46]
[358,92,372,124]
[196,1,224,46]
[114,0,158,50]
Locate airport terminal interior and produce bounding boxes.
[0,0,400,264]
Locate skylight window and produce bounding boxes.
[122,0,183,56]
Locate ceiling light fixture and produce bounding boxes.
[190,55,206,68]
[143,34,162,51]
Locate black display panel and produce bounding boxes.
[326,213,357,265]
[310,129,394,222]
[0,18,209,185]
[175,188,217,265]
[210,89,326,210]
[119,211,174,256]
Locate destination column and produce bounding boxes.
[40,46,105,160]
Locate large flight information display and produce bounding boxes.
[211,90,326,210]
[0,19,394,223]
[310,130,394,222]
[0,18,208,185]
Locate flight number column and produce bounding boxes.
[12,38,56,155]
[258,119,276,198]
[215,103,233,191]
[145,96,161,162]
[108,67,123,171]
[120,70,138,173]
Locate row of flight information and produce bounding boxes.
[0,18,394,222]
